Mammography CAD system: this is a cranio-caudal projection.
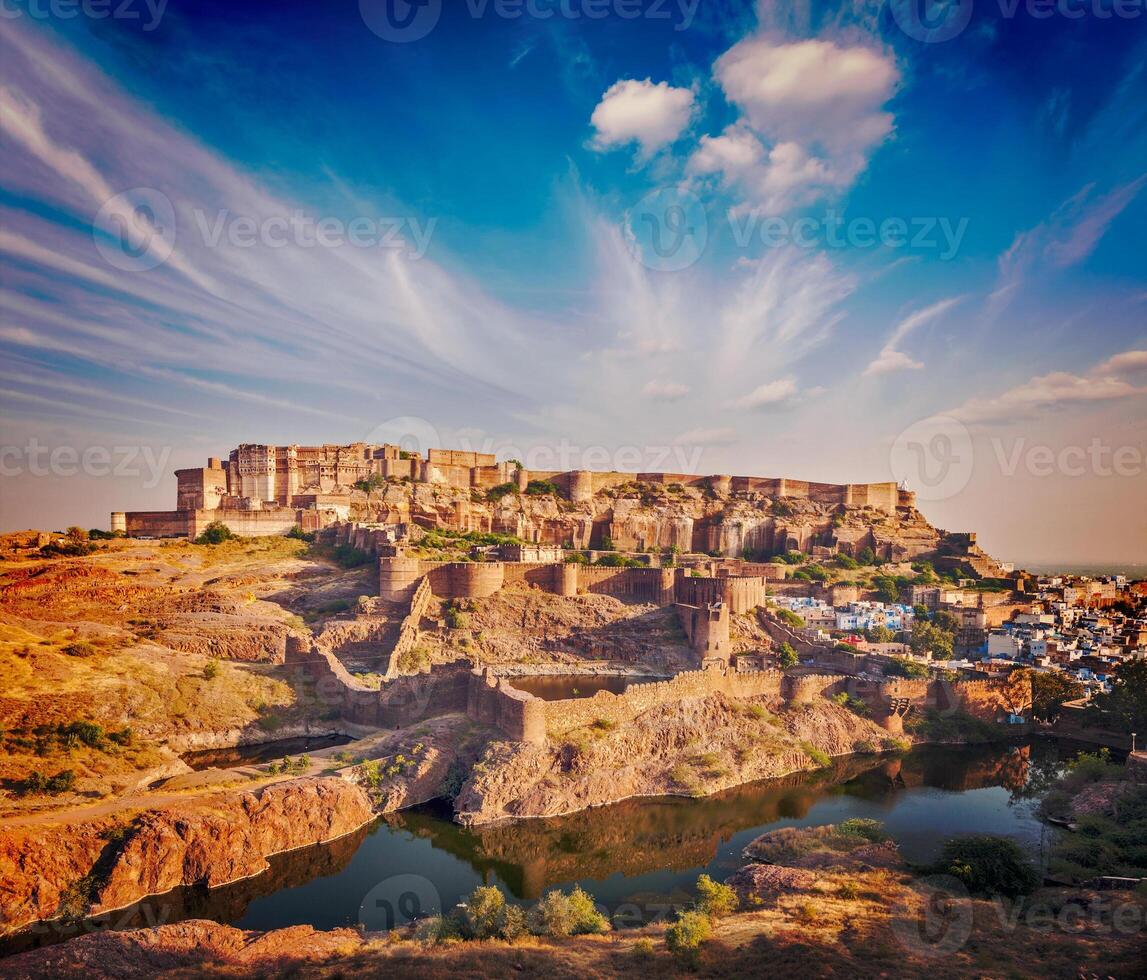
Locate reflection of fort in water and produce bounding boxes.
[0,743,1037,957]
[389,744,1033,899]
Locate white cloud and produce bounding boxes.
[863,295,963,376]
[590,79,695,157]
[641,379,691,400]
[864,348,923,376]
[993,175,1147,314]
[692,36,899,211]
[950,349,1147,425]
[728,375,800,410]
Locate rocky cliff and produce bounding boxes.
[454,694,896,825]
[350,479,995,568]
[0,777,374,935]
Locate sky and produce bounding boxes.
[0,0,1144,566]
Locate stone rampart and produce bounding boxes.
[535,668,786,738]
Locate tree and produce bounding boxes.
[1093,659,1147,733]
[909,619,954,660]
[931,835,1040,897]
[778,642,799,669]
[933,610,960,634]
[1030,671,1084,722]
[866,625,895,644]
[195,521,233,545]
[883,656,931,679]
[857,547,876,565]
[872,575,902,604]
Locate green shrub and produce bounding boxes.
[462,886,512,939]
[203,658,220,680]
[930,835,1040,897]
[527,887,609,937]
[524,479,560,496]
[486,482,520,502]
[194,521,234,545]
[665,909,711,963]
[778,641,799,668]
[799,740,831,767]
[631,936,655,958]
[695,874,738,918]
[22,769,76,795]
[837,818,890,842]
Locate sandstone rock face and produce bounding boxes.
[454,695,893,825]
[0,777,374,935]
[353,481,956,562]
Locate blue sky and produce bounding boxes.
[0,0,1145,564]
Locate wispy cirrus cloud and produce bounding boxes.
[864,295,963,376]
[992,175,1147,313]
[949,347,1147,425]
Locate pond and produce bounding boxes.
[1,739,1077,956]
[502,674,662,701]
[179,732,353,771]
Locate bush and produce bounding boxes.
[527,887,609,936]
[462,885,517,940]
[203,658,220,680]
[882,657,931,679]
[631,937,655,959]
[800,740,831,767]
[837,818,890,842]
[695,874,737,918]
[486,482,520,502]
[665,909,711,963]
[777,641,799,668]
[930,835,1040,897]
[524,479,560,496]
[194,521,234,545]
[23,769,76,795]
[62,641,98,658]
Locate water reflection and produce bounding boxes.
[2,740,1064,956]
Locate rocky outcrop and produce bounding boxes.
[0,778,374,935]
[352,480,966,564]
[454,695,893,825]
[1,920,365,980]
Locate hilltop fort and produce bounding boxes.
[112,440,1002,576]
